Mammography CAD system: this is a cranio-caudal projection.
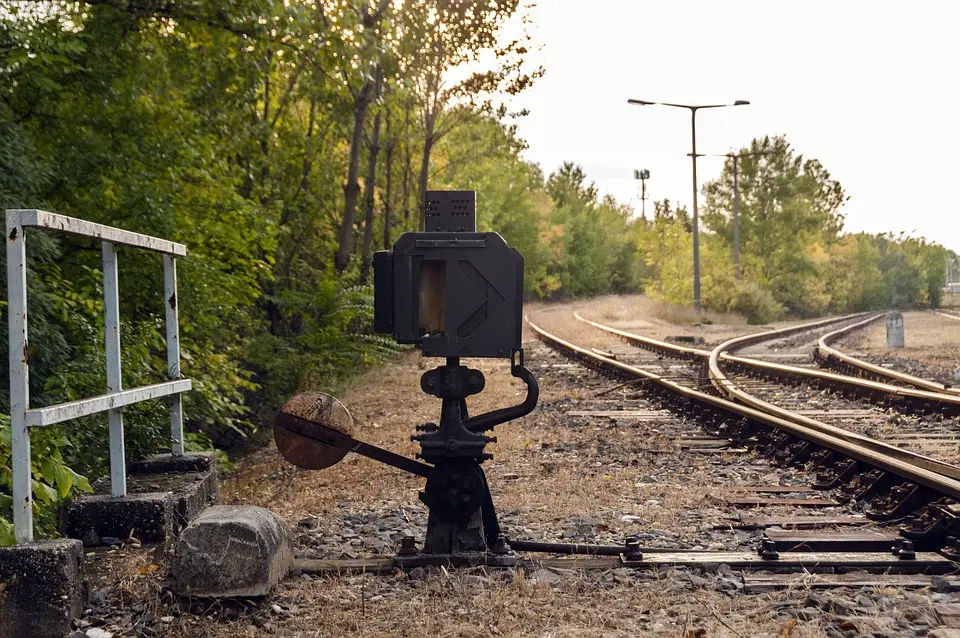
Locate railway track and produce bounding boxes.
[816,313,960,396]
[528,312,960,561]
[577,311,960,418]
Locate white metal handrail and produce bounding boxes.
[5,209,192,542]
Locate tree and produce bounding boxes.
[702,136,848,316]
[334,1,392,273]
[399,0,541,228]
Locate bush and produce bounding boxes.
[732,282,784,325]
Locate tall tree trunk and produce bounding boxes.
[417,108,437,231]
[416,79,440,230]
[416,136,432,231]
[383,109,394,250]
[401,98,412,222]
[259,49,273,206]
[360,109,382,282]
[335,80,374,273]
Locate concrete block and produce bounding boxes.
[171,505,292,597]
[0,539,85,638]
[886,311,905,348]
[66,452,220,545]
[67,492,174,543]
[129,451,216,474]
[129,452,220,530]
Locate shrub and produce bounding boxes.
[732,282,784,324]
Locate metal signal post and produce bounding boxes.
[627,99,750,310]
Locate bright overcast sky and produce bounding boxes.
[504,1,960,253]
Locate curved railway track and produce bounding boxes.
[816,313,960,396]
[528,312,960,555]
[575,311,960,418]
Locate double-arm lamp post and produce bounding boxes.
[627,99,750,311]
[700,150,770,281]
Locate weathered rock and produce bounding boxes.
[171,505,292,597]
[932,574,954,593]
[0,539,85,638]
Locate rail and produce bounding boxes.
[816,314,960,396]
[574,311,960,416]
[6,209,191,542]
[528,315,960,502]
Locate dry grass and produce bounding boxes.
[852,311,960,372]
[161,297,939,637]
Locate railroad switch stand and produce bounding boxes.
[274,190,539,566]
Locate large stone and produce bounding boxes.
[171,505,292,597]
[0,539,85,638]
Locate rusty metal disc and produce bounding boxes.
[274,392,354,470]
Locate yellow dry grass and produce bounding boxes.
[852,311,960,373]
[171,297,930,638]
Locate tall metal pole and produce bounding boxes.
[690,109,701,312]
[641,176,647,218]
[7,211,33,542]
[626,98,750,313]
[732,155,741,281]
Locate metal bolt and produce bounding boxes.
[893,539,916,560]
[398,535,419,556]
[758,538,780,560]
[491,535,511,555]
[624,536,643,561]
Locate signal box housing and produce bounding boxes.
[373,191,523,359]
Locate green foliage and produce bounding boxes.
[697,136,949,318]
[0,0,951,545]
[0,0,529,538]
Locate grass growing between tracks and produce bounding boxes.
[86,300,955,636]
[846,311,960,383]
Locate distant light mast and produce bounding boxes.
[633,168,650,218]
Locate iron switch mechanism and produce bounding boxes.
[276,189,538,565]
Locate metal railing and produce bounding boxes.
[5,209,192,542]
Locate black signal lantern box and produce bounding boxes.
[373,191,524,359]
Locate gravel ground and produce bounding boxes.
[71,301,960,638]
[836,311,960,387]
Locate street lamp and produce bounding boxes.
[633,168,650,218]
[627,99,750,311]
[700,150,771,281]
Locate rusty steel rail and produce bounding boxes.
[707,323,960,482]
[816,313,960,396]
[528,316,960,502]
[574,311,960,417]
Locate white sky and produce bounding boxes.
[505,0,960,253]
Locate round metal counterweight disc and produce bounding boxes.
[274,392,354,470]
